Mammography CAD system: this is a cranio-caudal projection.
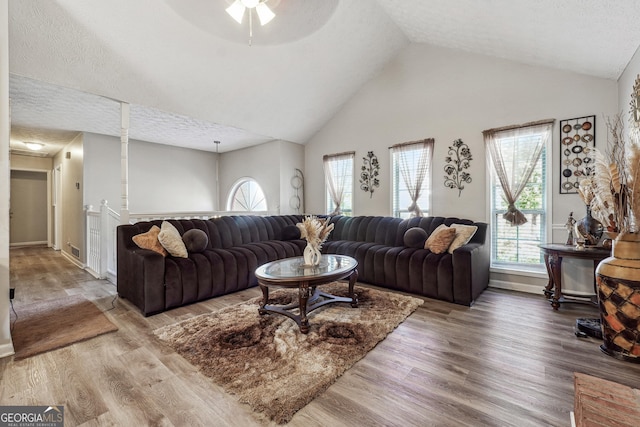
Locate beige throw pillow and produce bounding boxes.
[447,224,478,254]
[424,224,457,254]
[158,221,188,258]
[132,225,168,257]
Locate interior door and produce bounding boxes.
[10,170,48,245]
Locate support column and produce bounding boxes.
[120,102,130,224]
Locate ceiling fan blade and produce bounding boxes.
[256,3,275,26]
[226,0,246,24]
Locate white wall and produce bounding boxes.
[304,43,618,294]
[0,0,13,357]
[278,141,305,215]
[54,134,84,263]
[129,141,218,213]
[219,140,304,214]
[305,44,618,222]
[83,132,121,212]
[83,133,220,215]
[11,154,53,171]
[618,44,640,124]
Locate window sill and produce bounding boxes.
[490,265,548,279]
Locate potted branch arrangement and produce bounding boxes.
[581,113,640,362]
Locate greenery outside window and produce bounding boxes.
[391,139,433,218]
[485,120,553,269]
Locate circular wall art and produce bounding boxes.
[559,114,595,194]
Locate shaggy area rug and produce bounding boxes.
[154,283,423,424]
[11,294,118,360]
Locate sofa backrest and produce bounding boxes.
[121,215,305,250]
[121,214,487,251]
[327,215,488,247]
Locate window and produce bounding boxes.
[227,178,267,212]
[485,120,553,269]
[323,152,354,216]
[391,139,434,218]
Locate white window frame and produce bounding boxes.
[390,140,433,219]
[324,152,354,216]
[486,125,553,274]
[226,177,268,212]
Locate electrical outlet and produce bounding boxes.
[9,288,15,299]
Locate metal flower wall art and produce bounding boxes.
[444,138,473,197]
[359,151,380,198]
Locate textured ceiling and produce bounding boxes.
[376,0,640,80]
[8,0,640,157]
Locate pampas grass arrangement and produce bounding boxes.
[296,216,334,250]
[578,113,640,234]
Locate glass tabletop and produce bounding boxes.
[255,254,357,281]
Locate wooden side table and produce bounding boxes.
[539,243,610,310]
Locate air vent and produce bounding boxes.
[71,246,80,258]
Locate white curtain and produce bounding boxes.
[483,119,553,226]
[323,152,354,215]
[390,139,434,217]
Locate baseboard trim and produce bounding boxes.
[61,251,85,269]
[10,241,47,247]
[0,342,15,359]
[106,270,117,285]
[489,279,544,295]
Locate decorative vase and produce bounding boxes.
[303,242,321,266]
[595,233,640,363]
[575,205,603,246]
[601,231,619,250]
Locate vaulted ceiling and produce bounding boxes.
[8,0,640,156]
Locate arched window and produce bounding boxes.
[227,178,267,212]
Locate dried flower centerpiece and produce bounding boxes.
[296,216,334,266]
[592,108,640,362]
[578,114,640,236]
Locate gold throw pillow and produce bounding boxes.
[132,225,168,257]
[424,225,457,254]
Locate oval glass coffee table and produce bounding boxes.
[254,254,358,333]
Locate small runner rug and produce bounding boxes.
[11,294,118,360]
[154,283,423,424]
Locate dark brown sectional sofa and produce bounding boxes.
[117,215,489,316]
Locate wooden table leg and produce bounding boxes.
[549,253,563,310]
[258,283,269,315]
[348,269,359,308]
[298,282,310,334]
[543,253,554,298]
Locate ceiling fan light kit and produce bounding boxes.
[225,0,275,45]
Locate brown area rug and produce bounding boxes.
[11,294,118,360]
[154,283,423,424]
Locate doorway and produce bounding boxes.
[10,170,48,246]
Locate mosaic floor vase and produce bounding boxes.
[595,233,640,363]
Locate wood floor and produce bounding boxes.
[2,246,640,426]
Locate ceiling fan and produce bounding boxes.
[225,0,276,46]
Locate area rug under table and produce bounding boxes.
[11,294,118,360]
[154,283,423,424]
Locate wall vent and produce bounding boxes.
[71,246,80,258]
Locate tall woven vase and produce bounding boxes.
[595,233,640,362]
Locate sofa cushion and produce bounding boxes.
[448,224,478,253]
[158,221,188,258]
[132,225,168,256]
[182,228,208,253]
[282,225,301,240]
[424,225,457,254]
[403,227,428,248]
